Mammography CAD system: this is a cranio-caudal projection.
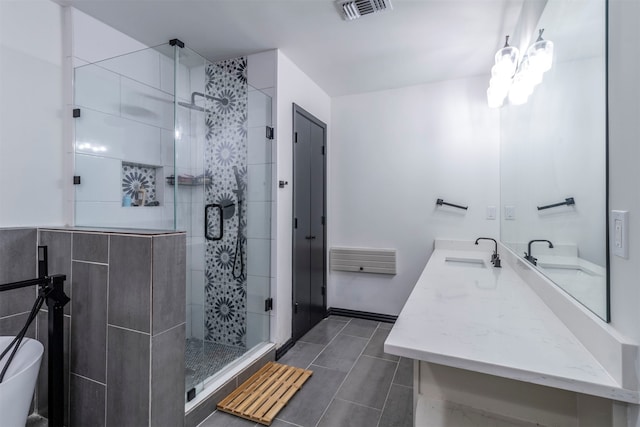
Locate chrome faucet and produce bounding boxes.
[474,237,501,268]
[524,239,554,266]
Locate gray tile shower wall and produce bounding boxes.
[0,228,38,320]
[27,228,187,427]
[108,234,152,333]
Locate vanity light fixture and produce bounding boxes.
[527,29,554,73]
[487,30,554,108]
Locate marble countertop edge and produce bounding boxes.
[384,341,639,404]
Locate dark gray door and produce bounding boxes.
[292,104,326,341]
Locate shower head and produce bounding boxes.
[178,91,224,112]
[178,101,206,112]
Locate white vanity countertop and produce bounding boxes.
[384,244,639,403]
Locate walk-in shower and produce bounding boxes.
[73,41,273,405]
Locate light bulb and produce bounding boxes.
[519,55,543,87]
[494,35,519,77]
[527,29,554,73]
[489,76,511,96]
[508,72,533,106]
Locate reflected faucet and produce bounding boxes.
[524,240,554,266]
[474,237,501,268]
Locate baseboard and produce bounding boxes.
[327,307,398,324]
[275,338,295,361]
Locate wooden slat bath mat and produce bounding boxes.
[217,361,313,426]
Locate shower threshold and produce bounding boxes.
[185,341,275,413]
[185,338,246,392]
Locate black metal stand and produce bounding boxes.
[0,246,68,427]
[47,276,68,427]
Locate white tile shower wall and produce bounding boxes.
[99,47,161,90]
[120,76,174,130]
[328,75,500,316]
[75,202,169,229]
[74,154,122,202]
[73,64,171,229]
[191,269,205,308]
[247,238,271,278]
[247,127,272,165]
[75,108,163,165]
[247,164,273,203]
[74,65,121,116]
[191,304,205,340]
[247,275,271,314]
[247,202,271,240]
[246,312,270,349]
[190,238,205,271]
[248,89,272,128]
[0,0,64,226]
[71,8,195,231]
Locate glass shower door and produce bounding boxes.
[182,54,273,399]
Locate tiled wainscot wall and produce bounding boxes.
[0,227,186,427]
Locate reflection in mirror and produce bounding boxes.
[500,0,608,320]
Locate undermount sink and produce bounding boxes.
[444,257,486,269]
[538,263,597,277]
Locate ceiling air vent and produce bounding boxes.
[338,0,393,21]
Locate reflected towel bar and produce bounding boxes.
[537,197,575,211]
[436,198,468,210]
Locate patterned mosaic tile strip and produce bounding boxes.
[203,56,249,347]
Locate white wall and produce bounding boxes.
[247,50,279,347]
[328,76,501,315]
[0,0,65,226]
[274,50,331,346]
[608,1,640,425]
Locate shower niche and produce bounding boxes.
[121,162,161,207]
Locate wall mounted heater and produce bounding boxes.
[330,247,397,275]
[337,0,393,21]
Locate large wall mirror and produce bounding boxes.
[500,0,608,320]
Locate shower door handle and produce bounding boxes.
[205,204,224,241]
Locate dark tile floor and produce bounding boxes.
[199,316,413,427]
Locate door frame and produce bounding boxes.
[291,103,328,341]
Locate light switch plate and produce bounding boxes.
[486,206,496,220]
[504,205,516,220]
[611,210,629,259]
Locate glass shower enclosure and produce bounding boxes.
[73,42,273,402]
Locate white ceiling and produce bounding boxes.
[63,0,527,97]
